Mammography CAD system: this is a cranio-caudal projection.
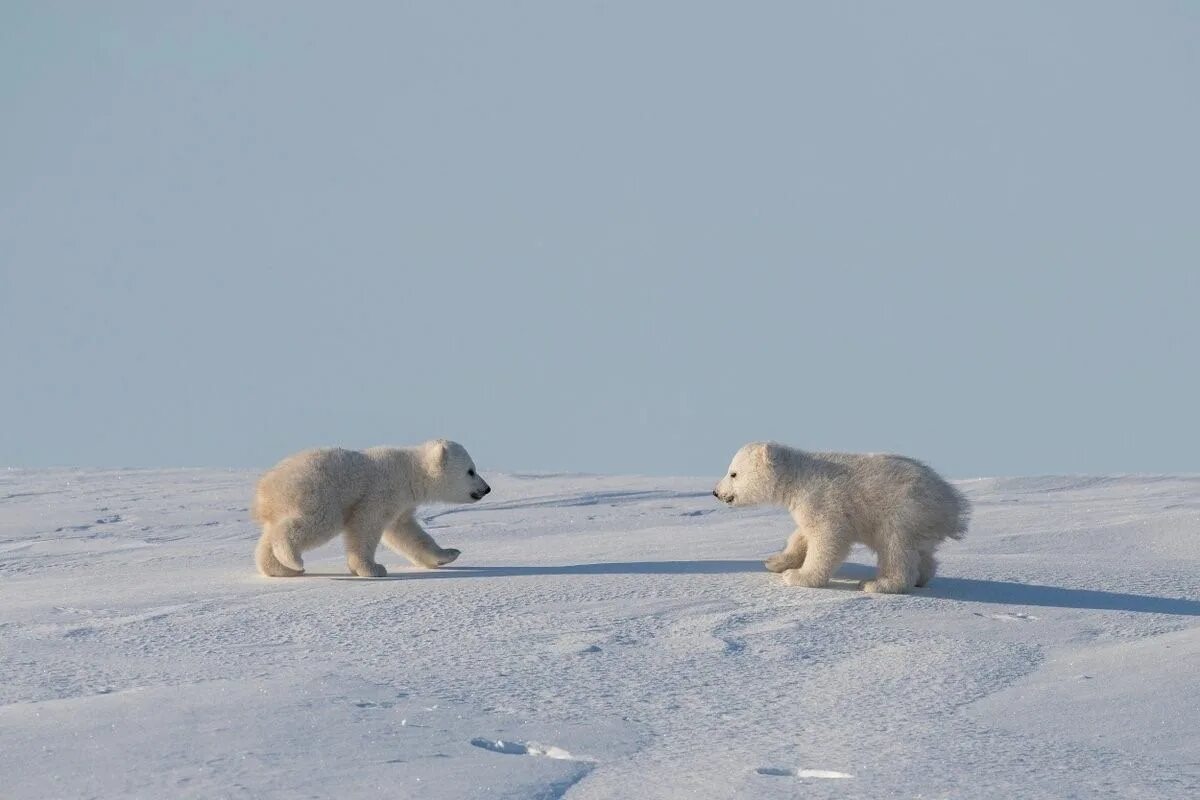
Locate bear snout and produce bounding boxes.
[470,484,491,501]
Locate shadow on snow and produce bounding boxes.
[316,559,761,581]
[835,561,1200,616]
[312,559,1200,616]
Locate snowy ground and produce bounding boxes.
[2,468,1198,799]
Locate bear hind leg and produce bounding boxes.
[256,523,305,577]
[916,549,938,587]
[862,524,919,594]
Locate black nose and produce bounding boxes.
[482,485,491,495]
[712,490,719,498]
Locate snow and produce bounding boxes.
[2,468,1198,798]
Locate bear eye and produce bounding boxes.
[730,472,737,479]
[468,469,475,477]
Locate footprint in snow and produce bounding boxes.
[470,738,577,760]
[353,701,396,709]
[757,767,853,779]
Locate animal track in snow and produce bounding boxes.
[976,612,1040,622]
[756,767,853,779]
[49,515,121,533]
[17,604,193,639]
[470,738,577,760]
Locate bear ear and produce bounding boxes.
[426,439,450,468]
[758,442,779,466]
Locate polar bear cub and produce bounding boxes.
[714,442,969,593]
[253,439,490,578]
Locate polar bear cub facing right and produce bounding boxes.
[253,439,490,578]
[714,442,968,593]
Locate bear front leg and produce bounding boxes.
[781,525,851,589]
[765,527,808,573]
[342,517,388,577]
[381,511,460,568]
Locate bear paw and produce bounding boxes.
[860,578,908,594]
[435,548,461,566]
[764,553,802,573]
[782,569,828,589]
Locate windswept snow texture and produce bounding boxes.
[2,469,1198,799]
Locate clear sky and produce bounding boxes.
[2,1,1197,477]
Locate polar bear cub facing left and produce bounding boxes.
[714,442,968,593]
[253,440,490,577]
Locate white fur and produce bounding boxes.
[714,442,969,593]
[252,440,490,578]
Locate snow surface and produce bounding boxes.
[2,468,1198,799]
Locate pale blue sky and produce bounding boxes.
[2,1,1197,477]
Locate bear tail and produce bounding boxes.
[948,484,971,540]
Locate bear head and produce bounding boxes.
[713,441,785,507]
[422,439,491,504]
